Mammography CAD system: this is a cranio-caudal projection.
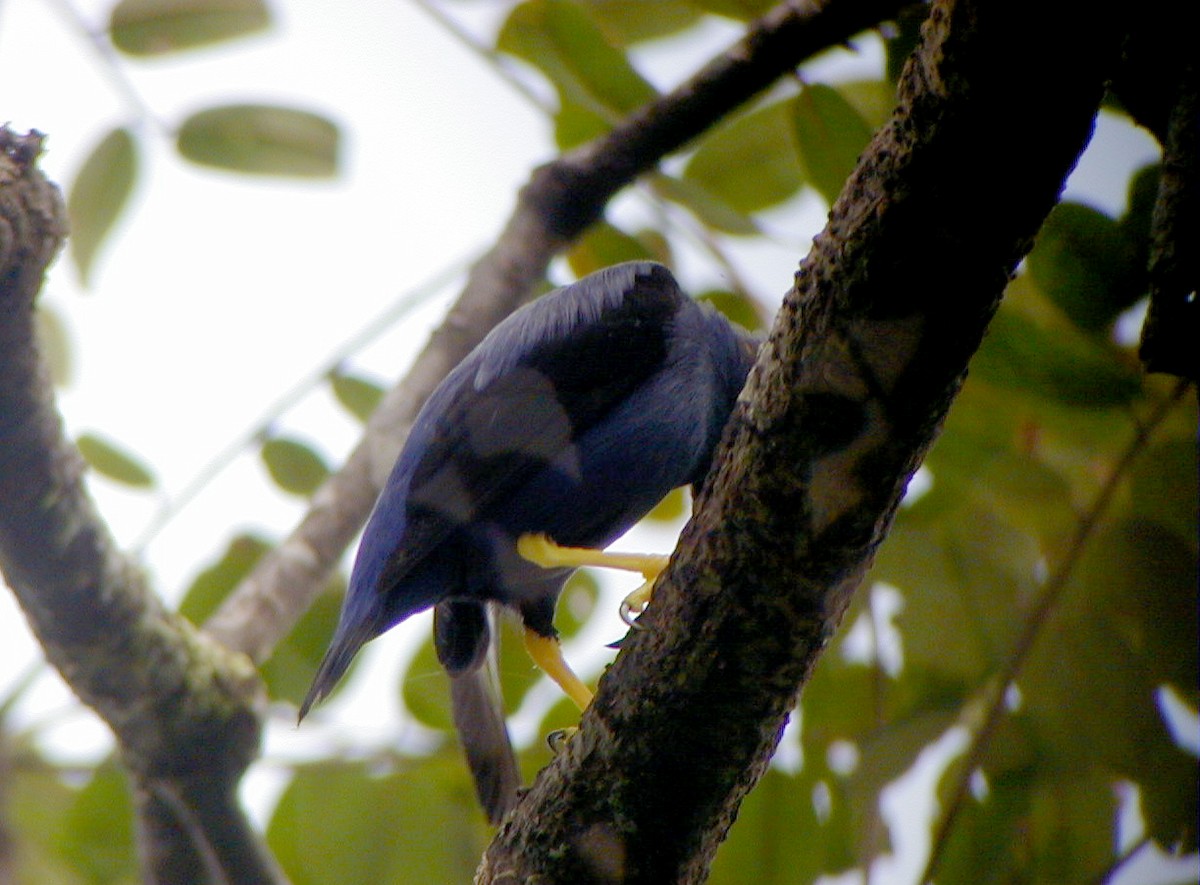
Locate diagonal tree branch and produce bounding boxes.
[0,129,285,885]
[477,0,1127,881]
[203,0,914,663]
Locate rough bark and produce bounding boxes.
[477,1,1125,881]
[0,130,286,885]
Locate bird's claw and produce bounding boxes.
[547,727,578,754]
[619,581,653,629]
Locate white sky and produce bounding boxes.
[2,2,1190,882]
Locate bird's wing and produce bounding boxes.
[403,262,687,534]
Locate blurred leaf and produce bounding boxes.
[935,766,1039,885]
[584,0,701,44]
[1130,437,1199,546]
[710,766,853,884]
[269,758,487,885]
[970,294,1142,407]
[689,0,778,20]
[402,633,453,731]
[699,289,765,332]
[260,436,330,496]
[178,533,271,623]
[6,753,87,885]
[653,174,761,236]
[645,486,687,522]
[791,83,874,206]
[566,221,658,278]
[683,99,804,214]
[1020,517,1198,847]
[35,304,74,387]
[872,508,1035,684]
[329,369,384,423]
[67,127,138,287]
[177,105,340,178]
[76,432,155,488]
[836,78,897,129]
[498,0,657,147]
[1120,163,1159,244]
[885,4,928,84]
[110,0,269,56]
[58,759,137,884]
[262,577,346,705]
[1027,202,1144,332]
[495,614,543,714]
[552,568,600,638]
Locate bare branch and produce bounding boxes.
[205,0,913,663]
[478,0,1126,880]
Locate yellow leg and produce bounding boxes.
[518,533,669,625]
[518,533,668,578]
[523,629,594,711]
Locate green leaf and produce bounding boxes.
[689,0,779,20]
[1026,202,1144,332]
[836,79,897,130]
[269,759,488,885]
[791,83,875,206]
[644,486,687,523]
[76,432,155,488]
[329,370,385,423]
[585,0,701,44]
[566,221,662,278]
[6,750,85,884]
[402,633,453,731]
[67,127,138,287]
[549,569,599,639]
[57,759,137,884]
[498,0,657,147]
[1130,437,1199,545]
[710,766,852,884]
[885,4,928,84]
[178,533,271,623]
[970,288,1142,407]
[262,577,346,706]
[177,105,340,178]
[699,289,766,332]
[653,174,761,236]
[683,99,804,214]
[260,436,330,496]
[110,0,270,56]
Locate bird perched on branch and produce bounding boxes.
[300,261,759,822]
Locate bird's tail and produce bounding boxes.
[298,615,375,722]
[436,601,521,823]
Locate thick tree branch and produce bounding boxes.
[204,0,912,662]
[478,1,1125,881]
[1138,59,1199,381]
[0,129,285,885]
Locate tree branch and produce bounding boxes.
[478,1,1125,881]
[204,0,913,662]
[0,128,285,885]
[1138,59,1199,381]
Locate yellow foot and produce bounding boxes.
[619,581,655,627]
[523,629,594,711]
[518,533,669,625]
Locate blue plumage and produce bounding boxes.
[301,261,758,820]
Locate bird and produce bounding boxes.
[299,260,760,822]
